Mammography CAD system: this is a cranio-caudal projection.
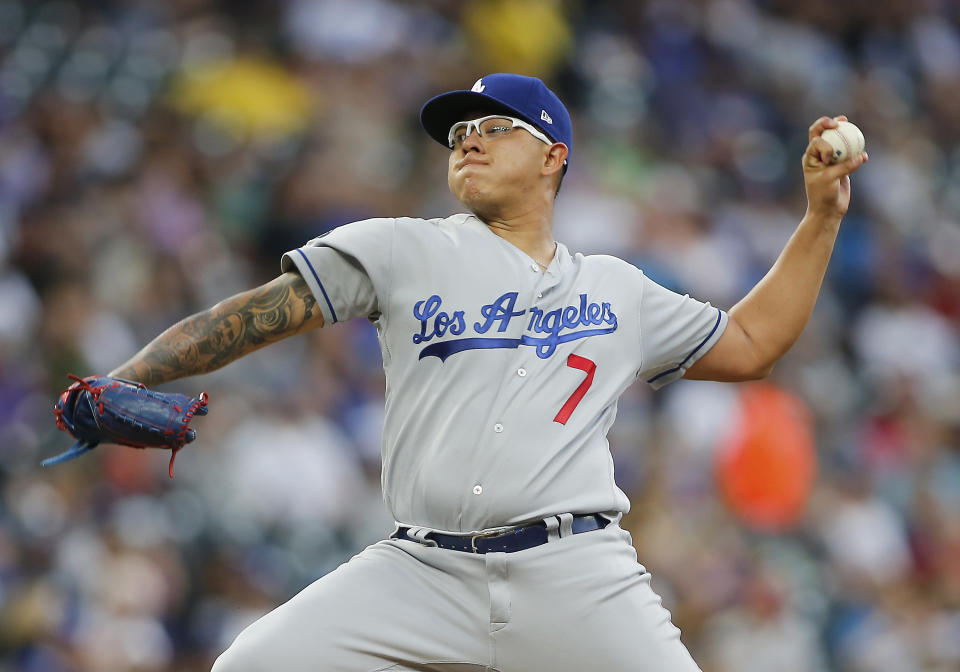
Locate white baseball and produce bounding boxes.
[820,120,865,163]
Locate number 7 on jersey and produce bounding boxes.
[554,354,597,425]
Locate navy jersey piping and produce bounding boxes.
[295,248,339,324]
[646,309,723,385]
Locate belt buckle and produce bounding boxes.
[470,528,510,553]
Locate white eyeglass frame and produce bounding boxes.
[447,114,553,149]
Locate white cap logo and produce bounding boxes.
[472,79,485,93]
[541,109,553,124]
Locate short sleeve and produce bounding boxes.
[638,275,728,389]
[280,218,395,325]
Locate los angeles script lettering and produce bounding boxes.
[412,291,618,359]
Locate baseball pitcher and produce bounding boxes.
[50,74,866,671]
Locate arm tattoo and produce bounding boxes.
[110,273,322,386]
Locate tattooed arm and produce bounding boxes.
[109,272,323,386]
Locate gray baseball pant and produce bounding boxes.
[211,523,702,671]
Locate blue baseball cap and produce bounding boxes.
[420,73,572,166]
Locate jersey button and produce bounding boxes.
[537,292,543,299]
[473,485,483,495]
[494,423,504,433]
[530,263,539,272]
[517,368,527,377]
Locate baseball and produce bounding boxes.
[821,120,865,163]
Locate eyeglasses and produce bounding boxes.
[447,115,553,149]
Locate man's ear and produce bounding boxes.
[542,143,569,177]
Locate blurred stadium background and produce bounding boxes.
[1,0,959,670]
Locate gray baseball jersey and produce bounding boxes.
[280,212,726,533]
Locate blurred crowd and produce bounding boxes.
[1,0,959,670]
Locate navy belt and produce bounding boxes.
[392,514,608,554]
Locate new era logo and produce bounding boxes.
[541,109,553,124]
[472,79,485,93]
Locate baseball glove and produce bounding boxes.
[46,374,209,478]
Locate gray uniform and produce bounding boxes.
[213,213,726,672]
